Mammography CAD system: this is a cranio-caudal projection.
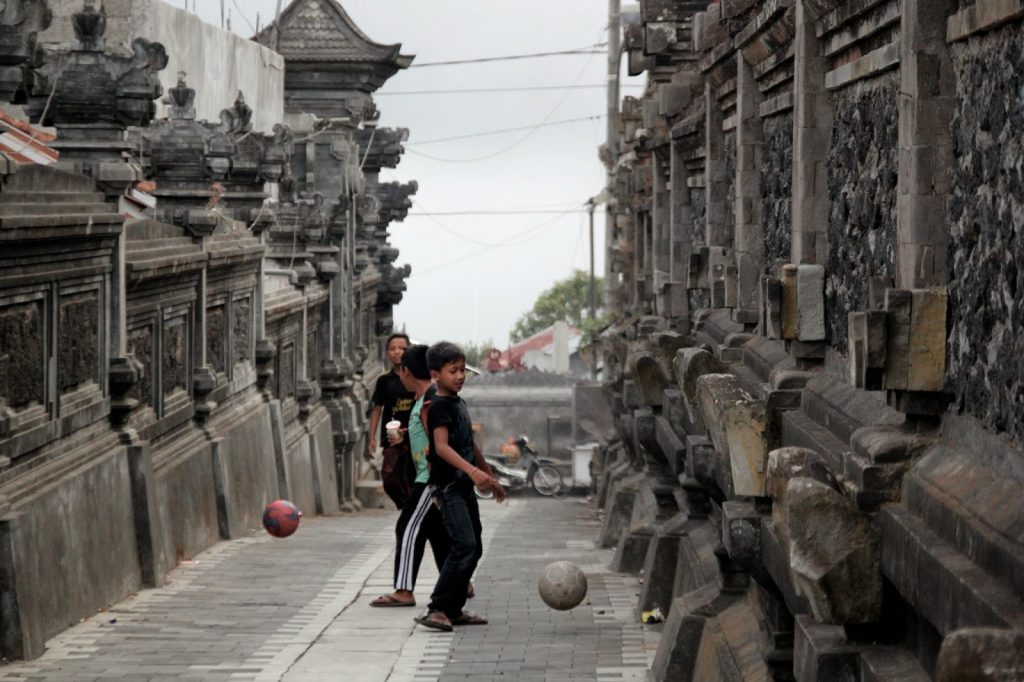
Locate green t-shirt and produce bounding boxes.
[408,390,433,484]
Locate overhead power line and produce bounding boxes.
[409,209,588,216]
[377,84,643,96]
[407,115,603,146]
[409,45,607,68]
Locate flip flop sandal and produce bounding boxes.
[415,611,453,632]
[370,595,416,607]
[452,610,488,626]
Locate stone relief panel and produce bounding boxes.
[947,23,1024,441]
[162,316,188,398]
[233,296,251,366]
[0,301,45,410]
[825,73,898,352]
[761,113,793,267]
[207,304,227,375]
[58,293,99,393]
[127,324,153,407]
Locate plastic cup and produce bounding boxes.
[385,420,401,440]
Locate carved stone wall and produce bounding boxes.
[947,23,1024,440]
[761,113,793,267]
[0,303,44,409]
[825,73,899,351]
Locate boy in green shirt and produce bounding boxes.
[370,345,449,607]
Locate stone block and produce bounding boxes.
[883,289,912,390]
[600,473,642,548]
[686,435,715,484]
[636,516,690,618]
[763,276,783,339]
[613,527,654,575]
[906,287,947,392]
[655,415,686,475]
[623,378,640,408]
[722,500,761,567]
[673,347,727,429]
[650,586,742,682]
[847,310,887,390]
[935,628,1024,682]
[789,339,826,359]
[695,373,769,497]
[796,264,825,341]
[793,615,859,682]
[781,264,798,339]
[786,478,882,624]
[631,352,668,407]
[765,447,813,547]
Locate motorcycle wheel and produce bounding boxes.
[531,465,564,496]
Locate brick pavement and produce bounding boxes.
[0,497,660,681]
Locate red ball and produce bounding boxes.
[262,499,301,538]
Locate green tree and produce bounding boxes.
[510,270,605,343]
[459,339,495,367]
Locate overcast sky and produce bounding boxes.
[189,0,638,348]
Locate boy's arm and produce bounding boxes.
[367,405,382,458]
[433,425,495,489]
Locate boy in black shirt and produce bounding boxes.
[369,333,415,509]
[415,341,505,632]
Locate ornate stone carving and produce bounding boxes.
[0,0,51,102]
[72,1,105,51]
[164,71,196,120]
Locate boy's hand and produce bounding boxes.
[366,438,376,460]
[385,428,406,446]
[491,482,508,504]
[468,467,495,491]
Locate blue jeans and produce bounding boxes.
[427,480,482,618]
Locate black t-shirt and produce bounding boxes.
[371,370,415,443]
[426,394,476,487]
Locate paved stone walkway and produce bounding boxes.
[0,497,659,681]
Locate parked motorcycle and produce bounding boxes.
[476,436,564,498]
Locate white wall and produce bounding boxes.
[40,0,284,133]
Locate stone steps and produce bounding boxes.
[0,190,106,204]
[0,202,112,216]
[879,504,1024,636]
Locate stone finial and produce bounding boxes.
[0,0,52,102]
[165,71,196,120]
[786,477,882,624]
[219,90,253,134]
[73,1,106,51]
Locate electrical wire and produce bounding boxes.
[407,211,574,279]
[407,116,602,146]
[408,45,607,68]
[408,209,588,216]
[229,0,256,33]
[377,84,641,96]
[402,42,603,164]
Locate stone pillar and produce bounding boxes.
[669,137,692,283]
[735,54,765,312]
[897,0,956,288]
[791,0,833,265]
[652,151,671,285]
[705,83,729,248]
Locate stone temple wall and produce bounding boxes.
[825,73,899,353]
[947,22,1024,441]
[761,112,793,267]
[600,1,1024,680]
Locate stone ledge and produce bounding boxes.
[824,41,900,91]
[947,0,1024,43]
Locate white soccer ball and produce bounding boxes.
[538,560,588,610]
